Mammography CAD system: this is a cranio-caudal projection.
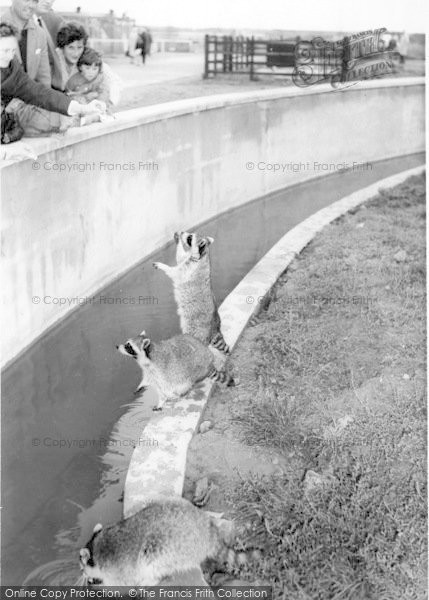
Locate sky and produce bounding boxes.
[53,0,427,33]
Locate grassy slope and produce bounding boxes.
[223,174,426,599]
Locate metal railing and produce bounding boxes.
[203,35,297,80]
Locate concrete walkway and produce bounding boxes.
[104,52,205,103]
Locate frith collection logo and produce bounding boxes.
[293,28,393,89]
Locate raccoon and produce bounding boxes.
[153,231,230,354]
[117,331,230,410]
[79,498,227,586]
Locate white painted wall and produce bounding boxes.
[1,78,424,367]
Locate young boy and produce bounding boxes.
[66,48,111,107]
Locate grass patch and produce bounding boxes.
[228,174,427,599]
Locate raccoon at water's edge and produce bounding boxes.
[79,498,229,586]
[153,231,230,354]
[117,331,231,410]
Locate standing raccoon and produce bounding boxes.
[79,498,228,586]
[153,231,230,354]
[117,331,229,410]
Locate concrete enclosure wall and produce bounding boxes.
[1,78,424,367]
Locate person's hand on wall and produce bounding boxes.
[67,100,107,117]
[0,141,38,162]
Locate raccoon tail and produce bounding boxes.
[209,368,235,387]
[211,332,230,354]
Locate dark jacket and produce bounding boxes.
[1,57,70,114]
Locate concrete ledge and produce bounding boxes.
[123,164,426,518]
[0,76,423,169]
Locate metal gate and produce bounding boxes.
[203,35,297,80]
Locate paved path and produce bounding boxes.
[105,52,205,102]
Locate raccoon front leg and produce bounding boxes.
[152,262,176,278]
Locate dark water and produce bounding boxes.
[1,153,424,585]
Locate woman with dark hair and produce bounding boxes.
[55,22,88,90]
[55,22,122,104]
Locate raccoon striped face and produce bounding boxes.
[197,237,214,259]
[125,342,137,357]
[116,333,152,362]
[116,339,139,359]
[175,231,214,263]
[175,231,196,263]
[191,236,214,262]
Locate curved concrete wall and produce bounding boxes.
[1,77,424,367]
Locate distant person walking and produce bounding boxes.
[137,29,147,65]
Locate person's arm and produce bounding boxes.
[11,61,71,114]
[7,60,105,116]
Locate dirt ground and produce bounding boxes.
[116,58,425,111]
[183,173,426,599]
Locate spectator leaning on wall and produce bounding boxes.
[1,0,51,86]
[1,22,106,153]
